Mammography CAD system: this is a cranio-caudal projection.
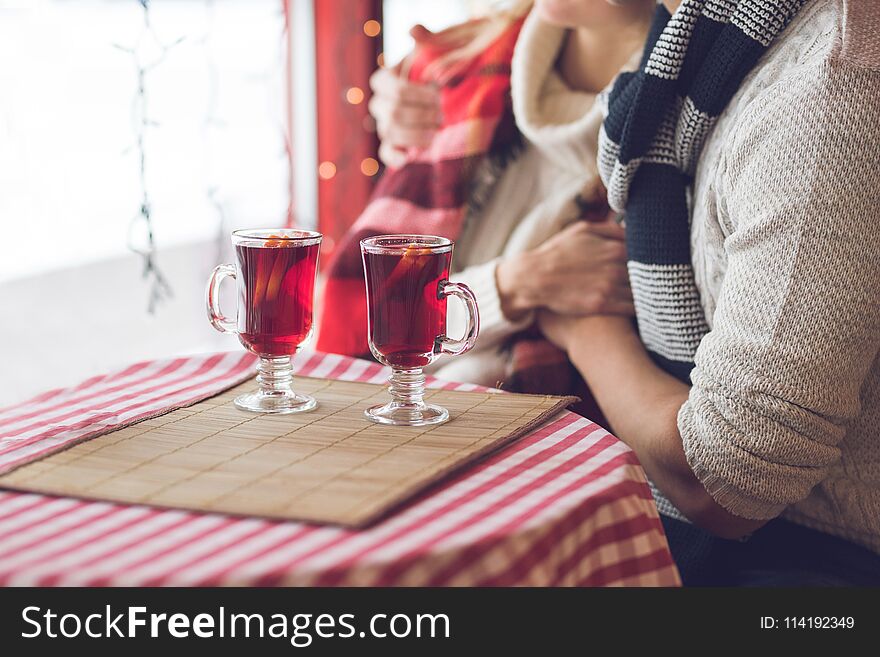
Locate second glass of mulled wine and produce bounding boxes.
[361,234,480,426]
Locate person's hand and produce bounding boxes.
[369,66,441,168]
[537,311,634,355]
[496,220,633,321]
[368,26,447,168]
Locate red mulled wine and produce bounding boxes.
[363,243,451,368]
[234,236,320,357]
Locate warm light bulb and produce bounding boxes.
[318,161,337,180]
[345,87,365,105]
[360,158,379,176]
[363,20,381,37]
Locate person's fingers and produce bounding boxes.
[583,220,626,241]
[369,95,440,133]
[411,24,465,50]
[570,291,609,315]
[368,66,399,97]
[551,224,625,256]
[378,142,407,169]
[572,260,629,287]
[410,21,484,50]
[553,221,594,240]
[369,67,439,108]
[384,123,435,149]
[397,82,441,107]
[390,102,442,129]
[369,95,392,136]
[409,24,435,43]
[599,239,628,263]
[610,278,633,301]
[601,263,631,285]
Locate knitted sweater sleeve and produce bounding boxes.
[677,59,880,520]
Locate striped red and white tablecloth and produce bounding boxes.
[0,351,680,587]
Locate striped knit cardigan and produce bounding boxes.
[598,0,806,382]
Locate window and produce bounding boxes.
[0,0,289,282]
[0,0,289,403]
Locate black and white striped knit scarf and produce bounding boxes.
[598,0,806,383]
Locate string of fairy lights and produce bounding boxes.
[115,0,181,313]
[116,0,288,312]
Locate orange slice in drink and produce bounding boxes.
[384,243,432,290]
[264,250,289,303]
[251,236,288,308]
[263,234,288,248]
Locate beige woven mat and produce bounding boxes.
[0,377,575,527]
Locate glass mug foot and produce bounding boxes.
[364,401,449,426]
[234,390,317,414]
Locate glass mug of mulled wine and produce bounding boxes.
[361,235,480,426]
[206,229,322,414]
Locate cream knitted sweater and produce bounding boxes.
[678,0,880,552]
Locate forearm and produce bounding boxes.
[495,251,538,322]
[451,258,531,345]
[567,318,764,537]
[567,320,695,492]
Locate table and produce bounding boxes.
[0,351,680,586]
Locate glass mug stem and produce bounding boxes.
[256,356,295,394]
[388,368,428,407]
[242,355,316,415]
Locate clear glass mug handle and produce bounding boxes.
[206,263,237,334]
[436,280,480,356]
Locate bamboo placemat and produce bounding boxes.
[0,377,576,527]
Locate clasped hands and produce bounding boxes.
[495,220,636,354]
